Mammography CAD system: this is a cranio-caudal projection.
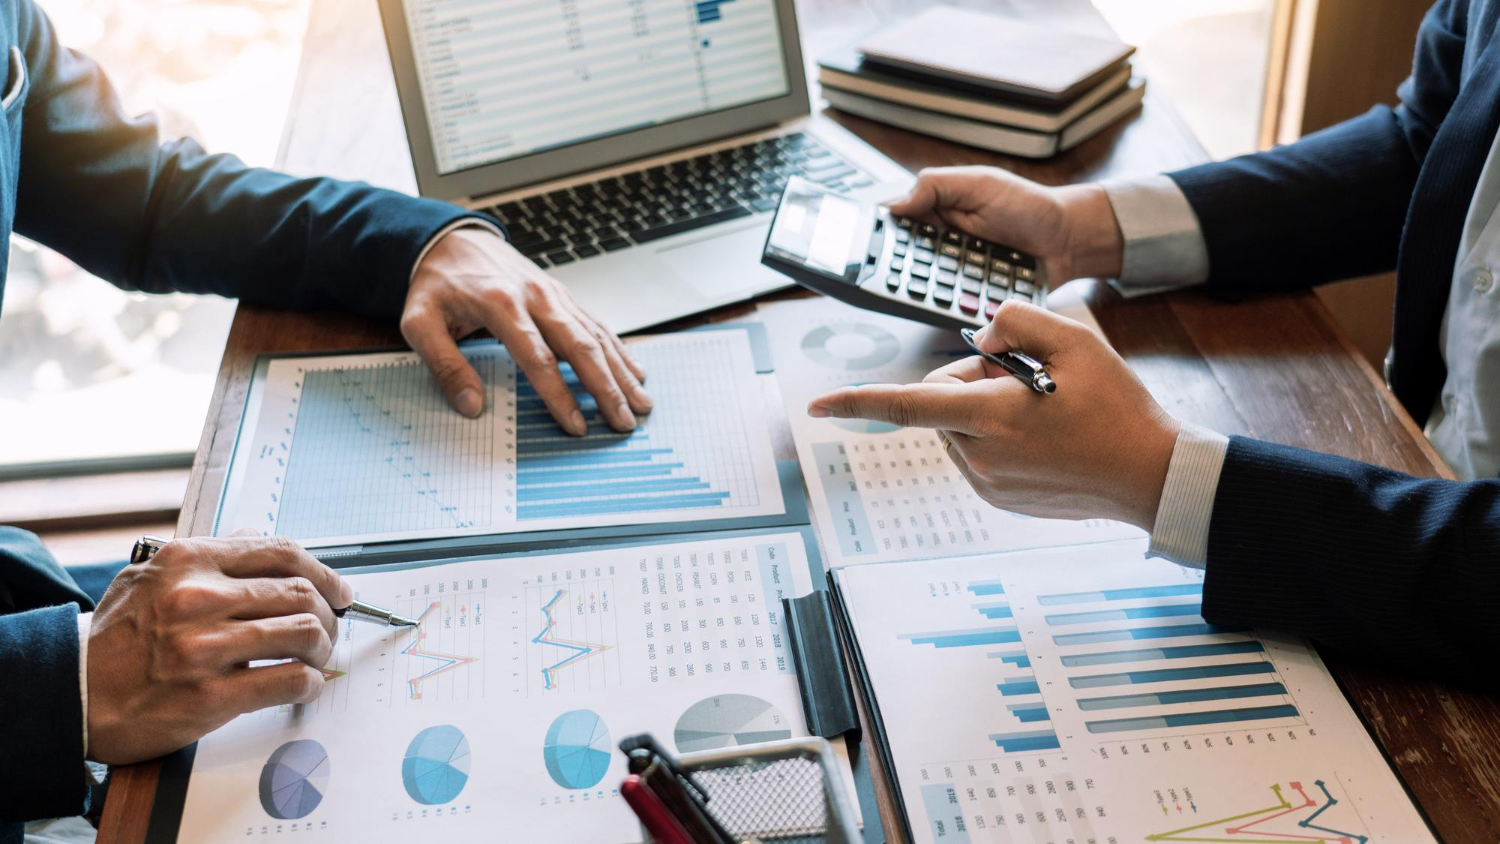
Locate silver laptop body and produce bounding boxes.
[378,0,913,333]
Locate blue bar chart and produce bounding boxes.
[899,626,1022,648]
[514,378,729,520]
[1037,583,1203,605]
[1060,641,1264,668]
[695,0,735,23]
[988,730,1062,752]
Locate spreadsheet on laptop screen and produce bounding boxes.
[405,0,792,176]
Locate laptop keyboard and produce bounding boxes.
[485,132,869,268]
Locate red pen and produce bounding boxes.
[621,774,694,844]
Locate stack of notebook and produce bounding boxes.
[817,8,1147,158]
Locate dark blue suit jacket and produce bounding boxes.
[1166,0,1500,683]
[0,0,492,831]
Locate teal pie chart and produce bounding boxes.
[543,709,612,790]
[801,324,901,370]
[401,725,471,805]
[259,739,330,820]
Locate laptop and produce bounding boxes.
[377,0,913,334]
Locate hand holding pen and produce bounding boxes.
[807,301,1181,531]
[87,533,415,765]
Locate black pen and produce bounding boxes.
[960,328,1056,394]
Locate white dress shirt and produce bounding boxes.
[1102,120,1500,568]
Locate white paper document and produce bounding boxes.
[175,531,820,842]
[759,297,1140,566]
[835,540,1435,844]
[215,329,784,546]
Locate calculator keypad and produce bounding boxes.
[870,213,1044,325]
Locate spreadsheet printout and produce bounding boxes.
[835,540,1435,844]
[404,0,792,175]
[215,329,785,546]
[759,296,1141,567]
[174,531,837,842]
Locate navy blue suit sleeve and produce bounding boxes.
[12,0,497,319]
[1201,436,1500,685]
[1165,0,1467,293]
[0,606,87,824]
[0,528,92,824]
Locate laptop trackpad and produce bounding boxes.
[655,219,776,298]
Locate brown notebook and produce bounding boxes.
[857,7,1135,104]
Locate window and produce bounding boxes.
[0,0,311,476]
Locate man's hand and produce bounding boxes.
[889,166,1126,286]
[403,227,653,436]
[807,302,1179,529]
[85,535,354,765]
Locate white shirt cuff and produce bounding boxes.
[1146,423,1230,569]
[408,219,507,284]
[1100,175,1210,295]
[78,611,93,757]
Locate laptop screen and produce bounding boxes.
[404,0,792,177]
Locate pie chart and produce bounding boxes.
[674,694,793,753]
[801,324,902,371]
[401,725,471,805]
[258,740,330,820]
[543,709,612,790]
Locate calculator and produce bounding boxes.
[760,176,1045,329]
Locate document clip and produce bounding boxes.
[783,591,861,740]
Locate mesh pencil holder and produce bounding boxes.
[639,737,861,844]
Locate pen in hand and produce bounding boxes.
[130,535,419,628]
[960,327,1056,394]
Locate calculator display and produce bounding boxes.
[765,182,869,280]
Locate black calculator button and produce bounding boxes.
[938,256,960,272]
[886,273,902,291]
[915,235,936,250]
[1015,266,1036,281]
[891,258,905,273]
[910,262,932,280]
[959,293,981,314]
[961,278,982,295]
[907,279,929,299]
[965,250,987,265]
[912,249,935,265]
[933,286,955,308]
[991,258,1013,275]
[1009,250,1037,270]
[896,217,914,230]
[917,222,939,237]
[941,230,964,247]
[939,243,962,259]
[966,236,993,252]
[963,264,986,281]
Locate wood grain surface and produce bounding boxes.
[98,1,1500,842]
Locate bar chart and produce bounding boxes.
[1035,580,1303,739]
[834,543,1437,844]
[694,0,735,23]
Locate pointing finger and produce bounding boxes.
[806,382,986,435]
[401,308,485,418]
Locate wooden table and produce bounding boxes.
[99,0,1500,841]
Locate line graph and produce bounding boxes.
[275,357,501,539]
[1148,780,1369,843]
[534,589,613,690]
[401,600,481,701]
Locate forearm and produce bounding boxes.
[0,606,89,822]
[1201,437,1500,683]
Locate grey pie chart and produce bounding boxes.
[258,739,330,820]
[674,694,793,753]
[800,324,902,371]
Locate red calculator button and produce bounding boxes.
[959,293,980,315]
